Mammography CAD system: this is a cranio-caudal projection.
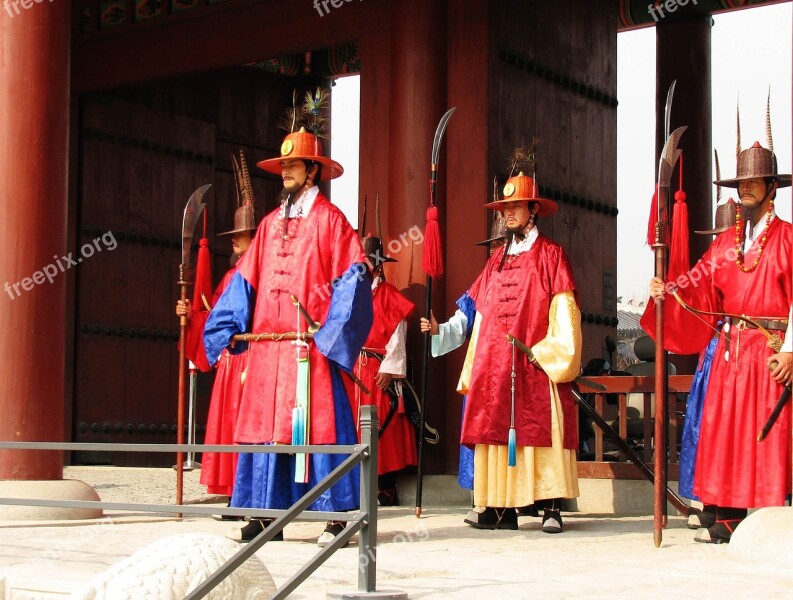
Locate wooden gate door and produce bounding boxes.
[74,97,215,466]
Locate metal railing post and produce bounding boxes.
[358,404,378,593]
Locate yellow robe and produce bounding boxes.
[468,291,581,507]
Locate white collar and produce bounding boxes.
[744,207,776,250]
[506,226,539,256]
[285,186,319,219]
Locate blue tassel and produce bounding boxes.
[292,407,305,445]
[508,428,517,467]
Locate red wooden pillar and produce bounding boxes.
[656,12,713,263]
[387,0,447,282]
[0,2,71,480]
[387,0,447,472]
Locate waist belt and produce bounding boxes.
[361,348,385,361]
[735,317,788,332]
[232,332,313,342]
[723,317,787,358]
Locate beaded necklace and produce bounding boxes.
[734,198,774,273]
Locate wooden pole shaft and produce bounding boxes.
[653,238,668,548]
[176,267,188,513]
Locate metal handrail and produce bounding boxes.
[0,405,382,599]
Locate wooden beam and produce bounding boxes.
[72,0,386,92]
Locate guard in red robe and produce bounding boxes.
[345,233,416,506]
[204,127,373,544]
[425,171,582,534]
[645,141,792,543]
[178,150,256,498]
[196,269,246,497]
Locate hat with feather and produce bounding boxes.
[257,88,344,180]
[218,148,257,236]
[361,193,397,269]
[485,143,559,216]
[476,180,508,246]
[713,92,791,189]
[696,150,737,235]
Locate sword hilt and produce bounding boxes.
[290,294,320,333]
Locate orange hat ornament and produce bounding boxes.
[485,142,558,216]
[257,87,343,180]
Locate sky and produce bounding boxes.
[617,2,792,302]
[330,76,361,227]
[331,3,793,301]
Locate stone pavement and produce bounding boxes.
[1,466,792,599]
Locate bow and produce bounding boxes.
[670,291,782,352]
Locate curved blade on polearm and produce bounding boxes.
[652,80,685,548]
[416,107,455,518]
[432,108,456,167]
[181,183,211,267]
[176,183,211,511]
[663,79,676,142]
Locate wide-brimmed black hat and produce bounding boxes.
[694,199,737,235]
[713,142,791,189]
[362,234,397,268]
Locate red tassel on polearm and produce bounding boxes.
[668,152,690,281]
[185,213,213,372]
[646,185,659,247]
[423,205,443,279]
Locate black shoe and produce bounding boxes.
[212,500,245,521]
[317,520,350,547]
[464,507,518,530]
[541,509,563,534]
[228,518,284,543]
[378,488,400,506]
[517,504,540,517]
[212,510,245,521]
[686,506,716,530]
[694,519,741,544]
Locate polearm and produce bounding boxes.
[176,184,210,509]
[416,107,455,518]
[653,80,686,547]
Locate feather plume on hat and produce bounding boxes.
[218,148,257,236]
[277,87,330,138]
[507,138,539,179]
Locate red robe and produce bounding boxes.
[199,268,245,496]
[462,235,579,449]
[643,218,792,507]
[345,281,416,474]
[234,194,367,444]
